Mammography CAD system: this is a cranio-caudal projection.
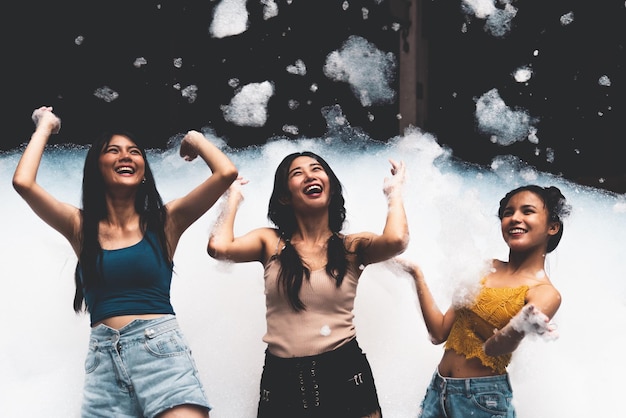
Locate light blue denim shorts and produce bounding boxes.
[81,315,211,418]
[418,369,515,418]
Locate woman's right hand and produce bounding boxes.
[226,176,249,204]
[31,106,61,134]
[390,257,422,279]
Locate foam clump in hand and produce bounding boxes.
[508,304,559,341]
[31,106,61,134]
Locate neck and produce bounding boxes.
[104,199,140,229]
[507,248,547,273]
[293,212,331,244]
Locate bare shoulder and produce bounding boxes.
[257,227,280,243]
[256,227,282,259]
[481,259,506,282]
[526,278,561,318]
[490,258,506,270]
[527,279,560,298]
[343,231,376,253]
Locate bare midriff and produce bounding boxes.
[437,349,502,378]
[93,314,167,330]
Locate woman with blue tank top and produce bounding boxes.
[13,106,238,418]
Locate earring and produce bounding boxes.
[142,178,146,184]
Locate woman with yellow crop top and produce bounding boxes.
[13,106,238,417]
[207,151,409,417]
[395,185,570,418]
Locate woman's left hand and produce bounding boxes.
[507,304,559,340]
[383,159,405,198]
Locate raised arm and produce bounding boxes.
[12,106,81,253]
[393,258,455,344]
[353,159,409,265]
[207,178,275,264]
[165,130,238,240]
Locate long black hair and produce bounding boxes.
[498,185,571,253]
[73,131,169,313]
[267,151,349,311]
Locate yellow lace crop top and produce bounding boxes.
[445,282,529,374]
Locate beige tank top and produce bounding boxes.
[262,254,362,358]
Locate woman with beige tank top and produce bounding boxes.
[208,151,408,417]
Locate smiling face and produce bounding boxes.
[286,155,331,212]
[500,190,559,253]
[268,151,346,234]
[98,134,146,189]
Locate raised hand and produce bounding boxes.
[226,176,249,204]
[383,159,405,198]
[179,130,203,161]
[31,106,61,134]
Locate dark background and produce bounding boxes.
[424,0,625,193]
[3,1,625,192]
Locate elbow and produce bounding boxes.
[206,238,219,259]
[431,337,446,346]
[214,162,238,182]
[484,341,509,357]
[429,333,447,345]
[224,166,239,183]
[207,237,228,260]
[213,167,239,194]
[426,324,449,345]
[483,333,521,357]
[391,231,410,255]
[12,176,31,196]
[218,166,238,186]
[400,231,410,251]
[483,341,495,357]
[12,178,23,194]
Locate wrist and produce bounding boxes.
[385,188,403,200]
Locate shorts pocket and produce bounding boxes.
[329,351,379,415]
[470,391,512,415]
[84,338,100,374]
[144,328,188,358]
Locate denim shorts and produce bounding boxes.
[418,370,515,418]
[81,315,211,418]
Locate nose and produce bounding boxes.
[119,149,133,160]
[510,210,522,223]
[303,169,316,181]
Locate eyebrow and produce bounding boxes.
[288,162,321,175]
[505,203,538,211]
[106,143,140,150]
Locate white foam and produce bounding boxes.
[2,129,624,417]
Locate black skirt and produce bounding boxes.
[257,338,382,418]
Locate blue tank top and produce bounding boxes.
[82,230,175,326]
